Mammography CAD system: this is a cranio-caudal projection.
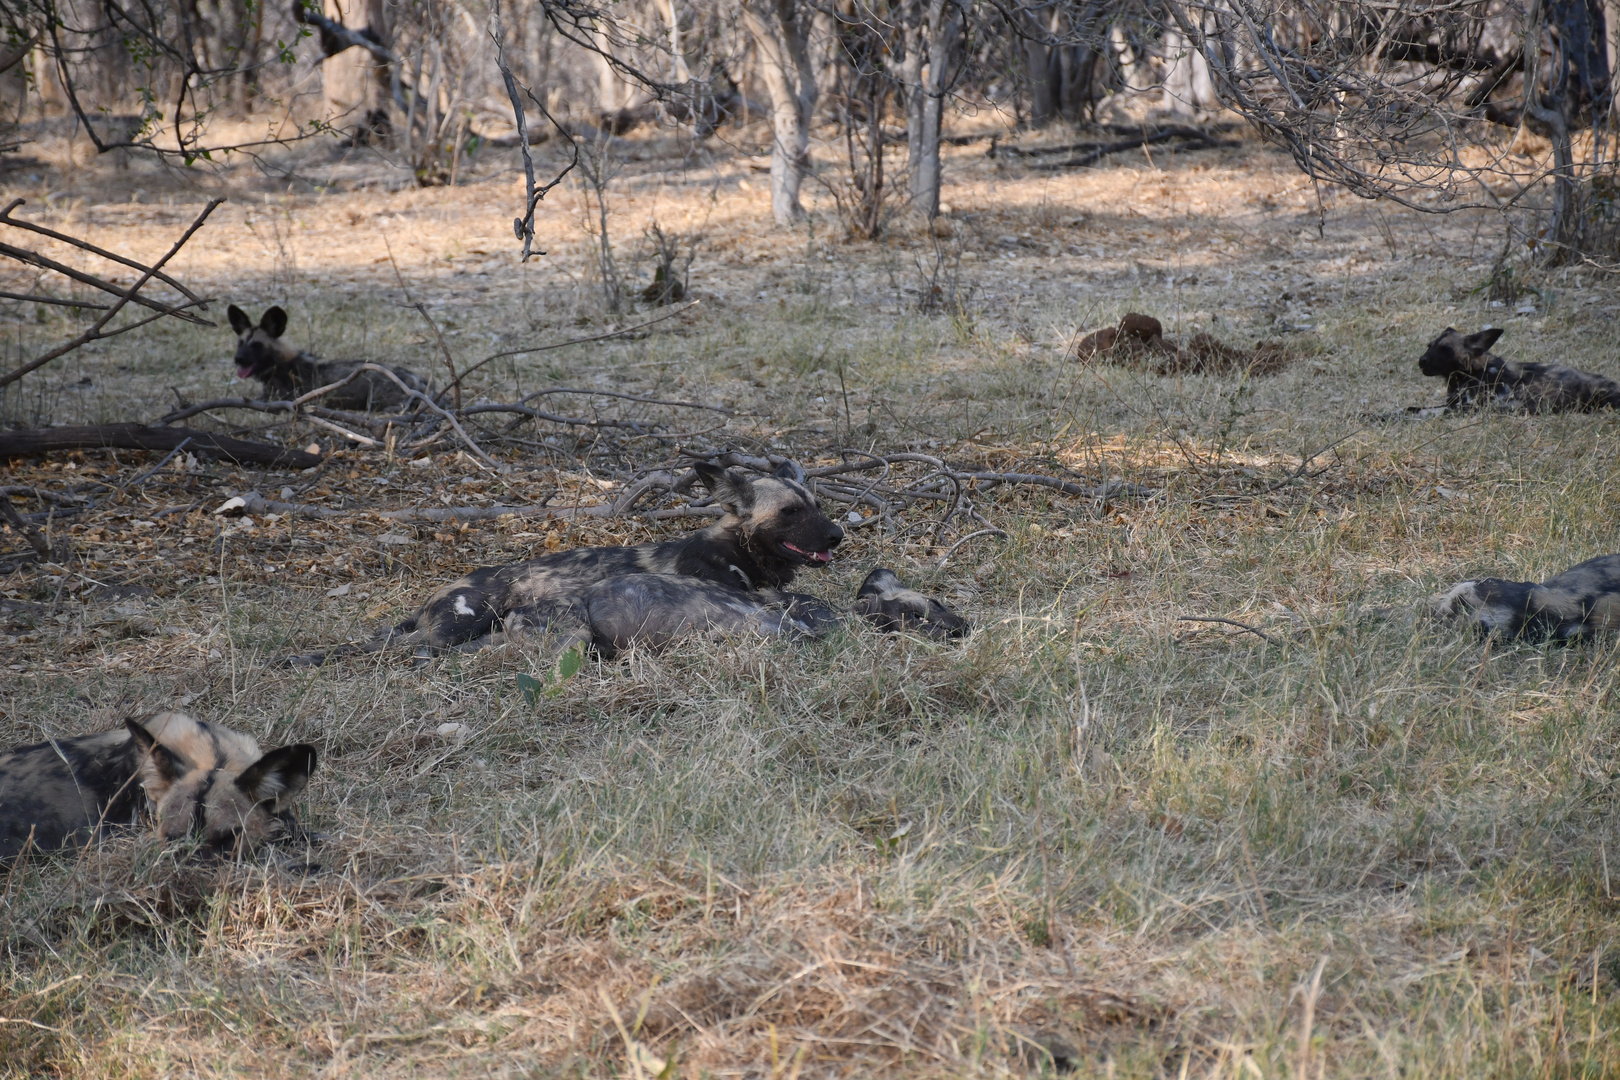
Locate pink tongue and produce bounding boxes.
[811,550,832,562]
[236,365,254,379]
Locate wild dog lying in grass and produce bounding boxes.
[286,462,967,663]
[1417,327,1620,413]
[228,304,429,410]
[487,566,970,656]
[1074,312,1291,376]
[0,710,317,861]
[1429,554,1620,641]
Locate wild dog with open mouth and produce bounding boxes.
[286,461,967,662]
[228,304,429,411]
[0,710,317,861]
[1417,327,1620,413]
[1429,554,1620,641]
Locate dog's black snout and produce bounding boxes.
[826,524,845,548]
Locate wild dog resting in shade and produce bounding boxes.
[1429,554,1620,641]
[0,710,317,861]
[228,304,429,411]
[1416,327,1620,413]
[285,462,967,663]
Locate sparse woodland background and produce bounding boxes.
[1,0,1618,256]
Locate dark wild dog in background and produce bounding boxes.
[287,462,967,663]
[1417,327,1620,413]
[0,710,317,861]
[1430,554,1620,641]
[228,305,429,411]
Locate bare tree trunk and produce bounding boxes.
[1023,8,1058,126]
[741,0,818,225]
[321,0,387,128]
[901,0,960,219]
[1161,27,1217,115]
[596,49,620,111]
[660,0,691,84]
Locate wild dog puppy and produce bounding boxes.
[1429,554,1620,641]
[1417,327,1620,413]
[286,461,846,662]
[511,567,969,657]
[0,710,317,861]
[228,304,429,411]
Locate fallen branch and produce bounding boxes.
[0,424,321,469]
[0,199,208,307]
[1176,616,1280,644]
[224,490,720,524]
[0,290,109,309]
[0,495,52,560]
[936,527,1008,567]
[1011,128,1239,170]
[158,396,410,430]
[0,199,223,391]
[452,301,702,393]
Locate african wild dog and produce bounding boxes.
[286,461,967,663]
[1429,554,1620,641]
[228,305,429,411]
[482,566,971,656]
[1417,327,1620,413]
[0,710,317,861]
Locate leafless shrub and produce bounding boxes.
[639,221,695,305]
[575,134,628,315]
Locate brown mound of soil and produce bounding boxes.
[1074,313,1293,376]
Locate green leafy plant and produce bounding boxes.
[516,645,585,707]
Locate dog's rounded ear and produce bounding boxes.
[260,306,289,339]
[227,305,253,335]
[236,744,318,811]
[1463,327,1503,355]
[772,459,807,484]
[693,462,754,512]
[126,718,186,794]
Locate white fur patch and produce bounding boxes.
[1428,580,1480,618]
[453,594,477,618]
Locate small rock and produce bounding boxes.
[436,722,469,741]
[376,533,414,546]
[325,583,351,598]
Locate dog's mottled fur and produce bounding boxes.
[501,567,970,655]
[1418,327,1620,413]
[228,305,428,410]
[1430,554,1620,641]
[288,463,968,662]
[0,710,317,861]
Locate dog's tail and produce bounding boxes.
[279,619,423,668]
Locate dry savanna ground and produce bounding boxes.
[2,119,1620,1078]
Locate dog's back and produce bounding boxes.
[0,710,316,860]
[1430,554,1620,640]
[1486,359,1620,413]
[228,304,427,411]
[1419,326,1619,413]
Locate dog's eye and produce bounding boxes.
[781,504,799,516]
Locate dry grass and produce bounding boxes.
[2,121,1620,1078]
